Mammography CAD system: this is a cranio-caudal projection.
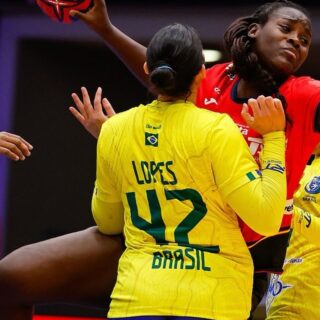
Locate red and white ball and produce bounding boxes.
[36,0,93,23]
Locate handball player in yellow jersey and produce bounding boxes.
[91,23,287,320]
[266,143,320,319]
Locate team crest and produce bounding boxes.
[305,176,320,194]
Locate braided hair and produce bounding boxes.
[224,0,311,104]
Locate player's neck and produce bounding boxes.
[157,91,196,104]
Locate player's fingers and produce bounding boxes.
[0,147,20,161]
[256,95,270,115]
[81,87,91,106]
[273,98,286,130]
[94,87,103,111]
[274,98,284,112]
[1,134,31,157]
[102,98,116,117]
[241,103,254,126]
[264,96,276,114]
[0,141,26,160]
[71,93,88,118]
[2,132,33,150]
[247,98,262,118]
[69,10,83,19]
[69,107,86,126]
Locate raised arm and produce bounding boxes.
[70,0,148,86]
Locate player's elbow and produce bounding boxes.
[253,222,281,237]
[250,210,282,236]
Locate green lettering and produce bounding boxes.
[173,249,184,269]
[196,249,200,270]
[150,161,158,182]
[126,190,167,244]
[201,250,211,271]
[166,161,177,185]
[152,251,163,269]
[163,250,174,269]
[132,161,144,185]
[141,161,152,183]
[185,247,195,269]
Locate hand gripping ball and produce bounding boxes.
[36,0,93,23]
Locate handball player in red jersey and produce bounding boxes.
[0,1,320,319]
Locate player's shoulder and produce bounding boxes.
[280,75,320,98]
[205,62,232,77]
[189,106,236,132]
[100,105,142,137]
[106,105,142,125]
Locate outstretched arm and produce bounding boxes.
[70,0,148,86]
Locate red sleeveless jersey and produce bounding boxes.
[197,63,320,271]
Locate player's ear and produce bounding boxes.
[248,23,260,39]
[143,62,149,75]
[194,64,206,83]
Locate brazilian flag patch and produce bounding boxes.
[246,170,261,181]
[145,132,159,147]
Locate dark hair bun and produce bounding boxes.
[150,65,176,95]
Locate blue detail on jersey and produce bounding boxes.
[305,176,320,194]
[265,163,285,174]
[268,275,292,298]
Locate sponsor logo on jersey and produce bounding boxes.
[266,274,292,313]
[204,98,218,105]
[214,87,221,94]
[145,132,158,146]
[302,195,317,203]
[284,257,303,264]
[305,176,320,194]
[284,199,294,215]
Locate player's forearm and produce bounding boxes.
[292,206,320,246]
[227,132,286,236]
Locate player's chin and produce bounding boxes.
[273,59,297,78]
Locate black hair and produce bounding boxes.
[223,0,311,103]
[146,23,204,98]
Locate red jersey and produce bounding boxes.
[197,62,320,272]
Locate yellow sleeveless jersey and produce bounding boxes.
[92,100,285,320]
[267,156,320,319]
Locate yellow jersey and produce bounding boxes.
[92,100,286,320]
[267,156,320,319]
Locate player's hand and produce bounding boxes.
[69,0,111,36]
[70,87,115,139]
[0,132,33,161]
[241,95,286,135]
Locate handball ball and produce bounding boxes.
[35,0,93,24]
